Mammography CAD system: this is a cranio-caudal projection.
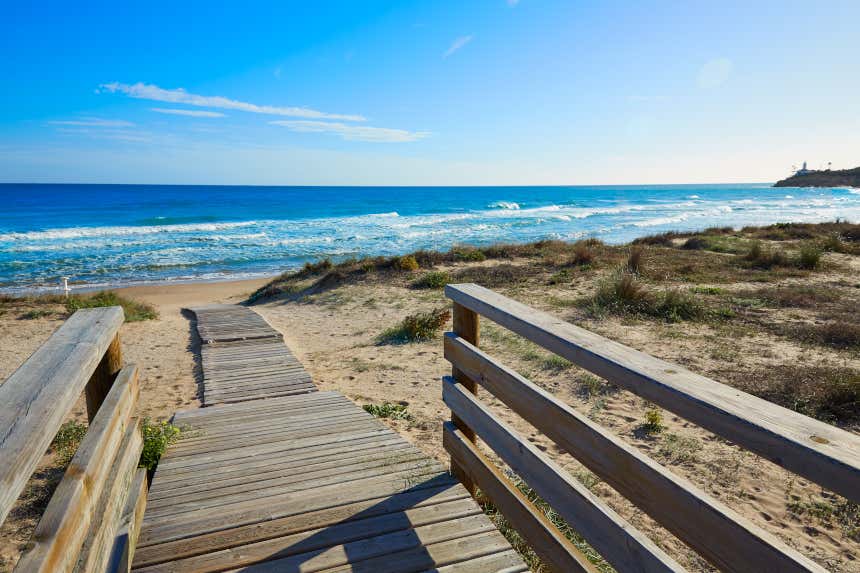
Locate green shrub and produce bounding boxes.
[452,247,486,262]
[547,269,571,285]
[593,271,649,313]
[20,309,53,320]
[743,241,789,269]
[66,291,157,322]
[797,243,822,269]
[412,271,450,289]
[642,409,664,434]
[52,420,88,465]
[652,289,704,322]
[394,255,420,271]
[681,237,709,250]
[139,419,181,471]
[363,402,414,421]
[377,307,451,344]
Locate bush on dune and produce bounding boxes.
[377,307,451,344]
[66,291,157,322]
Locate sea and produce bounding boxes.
[1,183,858,293]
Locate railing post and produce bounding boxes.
[85,334,123,422]
[451,302,479,494]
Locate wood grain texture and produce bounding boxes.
[0,306,125,527]
[445,332,825,573]
[443,376,684,573]
[14,365,139,573]
[443,423,598,573]
[131,314,523,573]
[445,283,860,505]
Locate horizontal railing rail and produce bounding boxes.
[442,283,856,573]
[0,307,149,573]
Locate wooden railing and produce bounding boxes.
[0,307,148,573]
[443,283,860,573]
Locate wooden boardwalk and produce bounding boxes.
[132,305,525,572]
[189,305,315,405]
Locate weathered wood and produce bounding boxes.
[446,283,860,504]
[443,422,598,573]
[14,364,139,573]
[0,306,125,526]
[74,423,144,573]
[445,333,824,573]
[450,302,479,495]
[107,469,148,573]
[85,334,123,422]
[443,376,684,573]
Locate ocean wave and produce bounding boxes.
[488,201,520,210]
[0,220,261,242]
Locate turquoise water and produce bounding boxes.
[1,183,858,292]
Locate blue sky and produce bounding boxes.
[1,0,857,185]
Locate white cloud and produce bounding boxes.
[271,120,429,143]
[151,108,225,118]
[48,118,135,128]
[99,82,365,121]
[443,35,474,58]
[697,58,733,89]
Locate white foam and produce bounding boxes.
[488,201,520,210]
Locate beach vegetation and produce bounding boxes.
[394,255,420,271]
[139,419,181,472]
[626,246,645,274]
[571,240,597,265]
[362,402,414,421]
[51,420,88,465]
[478,473,614,573]
[797,243,823,269]
[20,309,53,320]
[452,247,486,262]
[377,307,450,344]
[66,291,158,322]
[658,433,701,466]
[412,270,450,289]
[641,409,665,435]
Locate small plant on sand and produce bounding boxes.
[478,473,614,572]
[20,309,53,320]
[626,246,645,274]
[593,271,649,313]
[139,419,181,472]
[66,291,158,322]
[394,255,420,271]
[743,241,789,269]
[363,402,414,421]
[452,247,487,262]
[658,433,701,466]
[652,289,704,322]
[797,243,822,269]
[641,409,664,435]
[377,307,451,344]
[412,270,450,289]
[547,269,571,285]
[51,420,88,465]
[572,241,596,266]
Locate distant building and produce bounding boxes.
[795,161,811,176]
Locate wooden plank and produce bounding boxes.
[136,475,460,549]
[450,302,479,496]
[0,306,125,526]
[85,334,123,422]
[422,550,528,573]
[134,487,470,567]
[13,365,139,573]
[196,514,502,573]
[74,422,144,573]
[443,423,597,573]
[445,283,860,504]
[444,377,683,573]
[106,469,148,573]
[444,334,825,573]
[134,497,482,572]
